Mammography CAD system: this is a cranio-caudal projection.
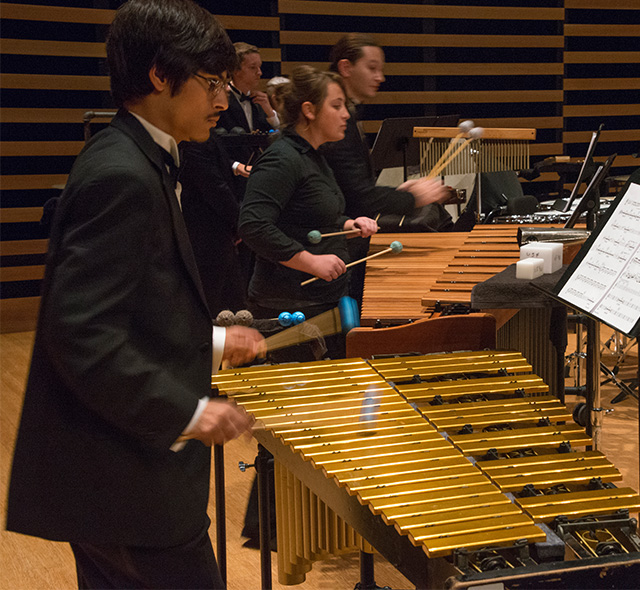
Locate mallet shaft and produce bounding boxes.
[427,137,476,179]
[320,228,361,239]
[301,246,393,287]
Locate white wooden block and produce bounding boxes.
[520,242,563,274]
[516,258,544,279]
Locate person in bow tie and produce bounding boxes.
[218,42,281,178]
[6,2,264,588]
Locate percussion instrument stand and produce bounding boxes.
[474,171,482,223]
[256,444,274,589]
[213,445,227,587]
[356,551,391,590]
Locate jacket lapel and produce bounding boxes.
[110,110,211,316]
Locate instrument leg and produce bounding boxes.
[256,444,273,590]
[213,444,226,587]
[358,550,375,590]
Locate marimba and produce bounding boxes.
[362,226,570,387]
[360,232,468,325]
[215,352,640,588]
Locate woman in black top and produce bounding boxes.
[239,66,378,360]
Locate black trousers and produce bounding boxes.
[70,525,224,590]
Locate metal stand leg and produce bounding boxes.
[355,550,391,590]
[585,316,601,449]
[213,444,227,587]
[256,444,273,590]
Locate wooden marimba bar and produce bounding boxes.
[215,352,640,588]
[360,232,467,326]
[361,225,571,325]
[363,225,574,388]
[422,225,522,308]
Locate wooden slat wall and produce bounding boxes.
[563,1,640,170]
[0,0,281,332]
[1,0,638,332]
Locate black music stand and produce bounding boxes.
[555,124,603,212]
[370,114,458,181]
[564,153,616,230]
[547,177,640,486]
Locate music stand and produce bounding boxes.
[558,124,604,212]
[564,153,616,229]
[544,179,640,482]
[370,115,458,180]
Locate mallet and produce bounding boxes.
[301,241,403,287]
[427,126,484,179]
[264,295,360,352]
[307,228,362,244]
[425,120,474,180]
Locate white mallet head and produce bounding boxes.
[459,120,474,133]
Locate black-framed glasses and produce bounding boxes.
[193,74,227,95]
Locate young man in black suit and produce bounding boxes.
[218,42,281,178]
[6,1,263,588]
[320,34,450,306]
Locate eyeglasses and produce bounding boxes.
[193,74,227,95]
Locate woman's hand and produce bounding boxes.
[345,216,379,238]
[306,253,346,282]
[282,251,346,282]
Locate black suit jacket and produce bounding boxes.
[218,91,272,135]
[319,113,415,219]
[218,92,274,167]
[7,110,215,548]
[180,132,248,315]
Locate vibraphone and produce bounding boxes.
[215,351,640,589]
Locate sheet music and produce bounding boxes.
[559,182,640,334]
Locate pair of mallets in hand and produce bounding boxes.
[301,120,482,286]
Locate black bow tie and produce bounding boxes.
[231,86,252,102]
[160,148,179,189]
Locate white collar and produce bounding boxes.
[129,111,180,166]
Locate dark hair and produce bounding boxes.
[329,33,380,72]
[280,66,345,128]
[107,0,237,107]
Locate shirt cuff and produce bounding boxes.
[267,113,280,128]
[170,396,210,452]
[232,161,241,174]
[170,326,226,452]
[212,325,226,373]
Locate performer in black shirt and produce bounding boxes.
[320,34,450,306]
[239,65,378,360]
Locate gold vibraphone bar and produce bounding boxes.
[216,350,640,588]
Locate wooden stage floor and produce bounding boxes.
[1,330,638,590]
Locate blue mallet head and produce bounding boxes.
[307,230,322,244]
[278,311,293,327]
[390,240,403,254]
[292,311,306,325]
